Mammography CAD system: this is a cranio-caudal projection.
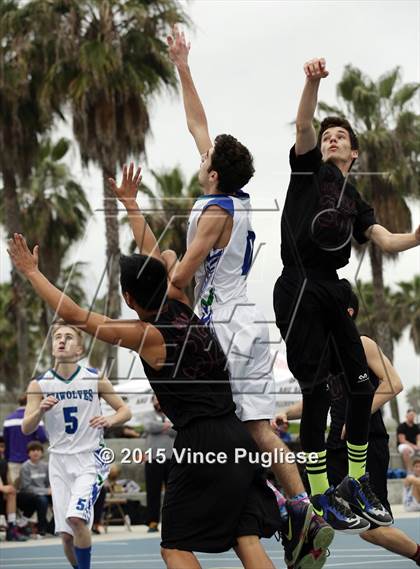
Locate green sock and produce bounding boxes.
[347,441,368,480]
[305,450,329,495]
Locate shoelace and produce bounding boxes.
[359,478,382,508]
[329,492,355,519]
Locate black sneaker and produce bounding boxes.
[311,486,370,534]
[335,474,393,526]
[6,525,29,542]
[280,500,313,567]
[293,514,334,569]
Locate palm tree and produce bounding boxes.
[21,138,92,285]
[0,1,57,391]
[389,276,420,354]
[1,137,92,380]
[406,386,420,415]
[41,0,188,378]
[319,66,420,422]
[135,167,201,253]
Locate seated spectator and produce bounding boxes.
[0,435,27,541]
[17,441,52,536]
[143,395,175,533]
[3,394,48,484]
[403,457,420,512]
[397,409,420,472]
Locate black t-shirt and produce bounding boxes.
[281,145,376,270]
[141,299,236,430]
[397,422,419,446]
[326,364,387,450]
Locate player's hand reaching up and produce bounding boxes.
[167,25,190,68]
[304,58,329,81]
[108,163,142,207]
[7,234,39,277]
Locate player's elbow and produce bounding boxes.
[171,273,189,289]
[370,226,392,253]
[393,380,403,396]
[21,421,35,436]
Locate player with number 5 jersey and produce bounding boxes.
[22,321,131,569]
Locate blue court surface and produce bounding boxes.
[1,516,419,568]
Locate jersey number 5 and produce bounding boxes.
[63,406,78,434]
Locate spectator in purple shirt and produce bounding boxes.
[3,394,47,484]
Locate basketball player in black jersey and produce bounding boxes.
[275,290,420,565]
[8,164,326,568]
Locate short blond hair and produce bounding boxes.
[51,319,84,348]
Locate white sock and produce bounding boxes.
[7,513,16,525]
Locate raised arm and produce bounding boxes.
[108,163,162,261]
[295,58,329,156]
[7,234,160,353]
[365,223,420,254]
[167,26,212,155]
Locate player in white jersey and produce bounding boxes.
[22,321,131,569]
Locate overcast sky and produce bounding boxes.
[1,1,419,417]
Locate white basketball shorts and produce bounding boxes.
[49,448,110,535]
[210,303,276,422]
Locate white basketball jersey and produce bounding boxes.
[37,366,103,454]
[187,191,255,323]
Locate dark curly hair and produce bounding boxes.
[209,134,255,194]
[318,116,359,151]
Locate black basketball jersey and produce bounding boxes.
[141,299,236,430]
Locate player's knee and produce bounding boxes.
[67,516,86,531]
[61,532,73,546]
[245,419,273,443]
[161,547,181,567]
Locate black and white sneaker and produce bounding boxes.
[311,486,370,534]
[335,474,393,527]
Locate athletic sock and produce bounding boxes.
[347,441,368,480]
[411,544,420,565]
[266,480,288,521]
[305,450,329,495]
[7,513,16,525]
[289,492,309,504]
[74,546,91,569]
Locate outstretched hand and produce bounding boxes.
[304,58,329,81]
[414,224,420,243]
[108,163,142,206]
[7,233,39,277]
[167,25,190,67]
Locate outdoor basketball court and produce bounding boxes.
[1,510,418,568]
